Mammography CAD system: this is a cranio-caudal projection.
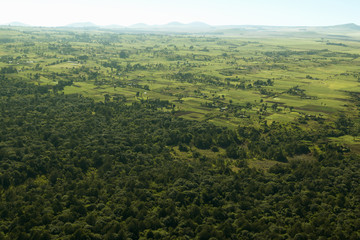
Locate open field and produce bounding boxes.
[1,26,360,128]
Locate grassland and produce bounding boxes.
[1,26,360,128]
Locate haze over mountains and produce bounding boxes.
[2,21,360,36]
[64,21,212,30]
[3,21,212,29]
[5,22,30,27]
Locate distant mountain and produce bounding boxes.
[2,21,360,35]
[6,22,29,27]
[161,21,211,29]
[210,23,360,36]
[57,22,360,34]
[104,24,125,29]
[129,23,149,28]
[65,22,98,28]
[127,21,212,31]
[163,21,184,27]
[326,23,360,30]
[188,21,211,28]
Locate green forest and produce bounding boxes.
[0,27,360,239]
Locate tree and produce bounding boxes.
[271,103,278,112]
[120,50,129,58]
[274,150,287,163]
[104,94,111,103]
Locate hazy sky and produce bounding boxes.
[1,0,359,26]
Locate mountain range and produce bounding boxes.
[2,21,360,34]
[62,21,212,29]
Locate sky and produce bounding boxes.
[1,0,359,27]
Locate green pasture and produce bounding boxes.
[1,27,360,127]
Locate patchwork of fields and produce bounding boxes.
[1,27,360,127]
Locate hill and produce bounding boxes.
[3,21,29,27]
[65,22,98,28]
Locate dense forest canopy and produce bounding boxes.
[0,27,360,239]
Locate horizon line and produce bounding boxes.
[1,21,360,28]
